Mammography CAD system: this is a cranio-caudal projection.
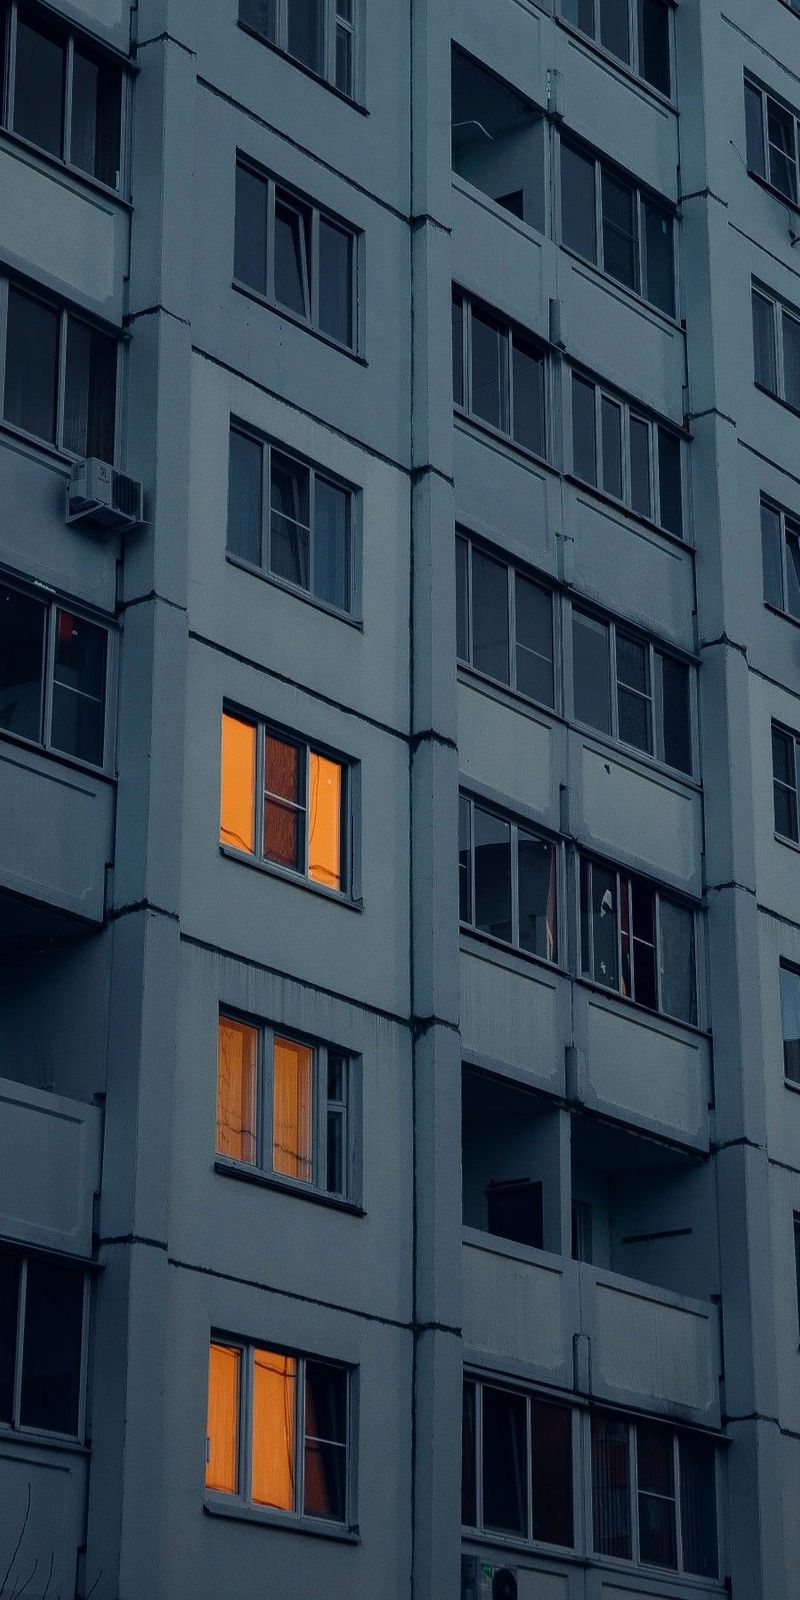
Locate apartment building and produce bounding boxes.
[0,1,798,1597]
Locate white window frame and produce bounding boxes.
[558,136,676,317]
[559,0,673,98]
[745,72,800,204]
[568,366,685,538]
[0,573,113,772]
[238,0,359,101]
[772,719,800,842]
[462,1375,577,1552]
[452,289,548,459]
[0,274,120,463]
[569,600,695,775]
[752,282,800,411]
[455,530,557,711]
[578,854,699,1024]
[590,1413,720,1580]
[459,790,560,965]
[761,494,800,620]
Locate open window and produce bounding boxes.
[451,48,544,231]
[462,1068,562,1253]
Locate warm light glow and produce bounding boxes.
[308,752,342,889]
[220,713,256,852]
[216,1016,258,1164]
[206,1343,240,1493]
[273,1037,313,1180]
[252,1349,296,1509]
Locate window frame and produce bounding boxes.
[205,1336,354,1530]
[455,529,557,712]
[0,0,128,194]
[569,600,695,776]
[752,282,800,413]
[745,72,800,206]
[0,573,114,773]
[761,494,800,621]
[237,0,361,104]
[559,0,673,99]
[459,789,560,966]
[0,1246,89,1445]
[780,959,800,1086]
[578,853,699,1025]
[461,1374,576,1551]
[452,288,548,461]
[226,420,359,621]
[772,719,800,843]
[559,135,677,319]
[0,273,120,463]
[590,1412,719,1579]
[234,156,360,355]
[568,366,685,539]
[215,1007,360,1207]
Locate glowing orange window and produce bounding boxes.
[216,1015,258,1164]
[220,713,256,852]
[272,1036,313,1181]
[206,1343,240,1493]
[252,1349,296,1510]
[308,751,343,890]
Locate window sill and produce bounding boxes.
[559,242,681,333]
[0,1424,89,1455]
[0,123,132,210]
[774,829,800,856]
[565,470,688,550]
[0,725,115,786]
[214,1158,365,1215]
[231,280,366,366]
[754,380,800,423]
[766,600,800,630]
[236,20,368,116]
[569,710,700,790]
[225,552,363,632]
[204,1496,359,1541]
[574,973,708,1040]
[555,15,676,113]
[219,844,363,911]
[453,406,551,475]
[784,1074,800,1095]
[747,167,800,216]
[450,175,545,246]
[459,923,568,984]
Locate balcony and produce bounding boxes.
[0,1076,101,1255]
[0,742,114,939]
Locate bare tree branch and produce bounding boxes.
[0,1483,31,1597]
[82,1570,103,1600]
[9,1554,38,1600]
[39,1553,54,1600]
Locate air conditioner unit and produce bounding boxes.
[66,458,143,533]
[461,1557,519,1600]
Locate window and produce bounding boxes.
[579,856,697,1024]
[459,792,558,962]
[227,425,353,614]
[238,0,356,99]
[452,290,546,457]
[571,606,692,773]
[2,279,117,460]
[780,963,800,1083]
[456,534,555,708]
[0,1247,85,1438]
[220,710,351,895]
[745,75,800,204]
[216,1011,354,1200]
[206,1340,350,1525]
[560,138,675,316]
[761,496,800,620]
[451,49,544,228]
[0,2,123,187]
[570,370,684,537]
[752,284,800,411]
[462,1378,573,1548]
[561,0,671,96]
[773,722,800,842]
[592,1414,718,1578]
[794,1215,800,1330]
[0,582,109,766]
[234,160,357,350]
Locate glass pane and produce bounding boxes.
[680,1435,718,1577]
[216,1014,258,1164]
[452,293,464,405]
[629,415,651,518]
[532,1400,573,1547]
[518,832,557,961]
[781,964,800,1084]
[318,220,353,346]
[592,1414,632,1559]
[661,654,692,773]
[228,429,263,565]
[600,0,629,61]
[474,808,512,942]
[783,311,800,410]
[572,374,596,484]
[461,1381,477,1526]
[0,1252,19,1425]
[512,337,545,455]
[20,1259,83,1434]
[287,0,322,73]
[273,1036,314,1180]
[745,82,766,178]
[304,1362,347,1520]
[601,170,637,290]
[308,751,343,889]
[471,308,506,431]
[252,1349,296,1509]
[775,779,798,841]
[657,428,683,536]
[659,897,697,1023]
[752,290,777,392]
[601,396,623,499]
[264,735,303,869]
[13,12,64,157]
[639,1490,678,1567]
[0,5,5,125]
[515,575,554,706]
[51,610,107,765]
[472,549,510,682]
[274,198,310,317]
[767,100,797,201]
[643,201,674,315]
[573,611,612,734]
[456,535,469,662]
[220,714,256,852]
[589,862,619,989]
[761,502,783,608]
[562,0,595,31]
[325,1059,346,1194]
[638,0,670,96]
[4,287,59,443]
[487,1180,543,1248]
[234,163,268,293]
[638,1421,674,1494]
[335,24,353,96]
[206,1343,240,1493]
[773,725,795,786]
[314,479,350,609]
[63,317,117,462]
[239,0,278,42]
[616,633,651,752]
[482,1386,528,1536]
[459,794,472,923]
[561,142,597,261]
[271,448,311,588]
[71,49,121,187]
[787,525,800,619]
[0,584,45,743]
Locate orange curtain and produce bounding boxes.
[308,752,342,889]
[216,1015,258,1163]
[272,1037,313,1181]
[252,1349,296,1509]
[220,713,256,852]
[206,1343,240,1493]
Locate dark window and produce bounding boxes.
[660,654,692,774]
[580,856,697,1023]
[795,1216,800,1332]
[638,0,670,96]
[472,547,510,682]
[780,963,800,1083]
[239,0,278,43]
[593,1414,717,1576]
[570,369,683,537]
[745,76,800,202]
[616,630,651,752]
[228,428,263,567]
[5,5,123,186]
[474,806,512,943]
[563,0,671,93]
[629,414,651,518]
[637,1421,677,1568]
[753,283,800,412]
[572,373,596,484]
[238,0,358,98]
[3,283,118,461]
[679,1435,718,1578]
[303,1360,347,1520]
[487,1179,543,1249]
[0,1250,84,1438]
[4,286,59,444]
[600,0,630,61]
[0,1252,19,1425]
[532,1400,573,1547]
[573,611,612,735]
[482,1386,528,1536]
[643,198,675,315]
[460,792,558,962]
[63,317,117,462]
[471,306,506,431]
[773,723,799,841]
[462,1381,477,1526]
[456,531,558,708]
[602,169,637,290]
[452,292,464,406]
[13,9,64,157]
[561,139,675,315]
[592,1414,632,1559]
[235,162,357,351]
[0,583,108,766]
[453,291,546,456]
[783,307,800,408]
[458,793,472,924]
[561,141,597,261]
[753,288,778,393]
[601,395,623,499]
[464,1378,574,1548]
[0,584,45,742]
[70,46,122,188]
[51,610,107,765]
[657,427,682,535]
[288,0,323,74]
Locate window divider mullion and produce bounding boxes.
[266,179,276,307]
[243,1343,253,1505]
[308,467,316,598]
[615,869,624,996]
[255,721,265,862]
[673,1432,684,1573]
[5,3,17,129]
[296,1355,305,1515]
[476,1382,484,1533]
[511,821,520,948]
[77,1274,90,1444]
[463,300,471,414]
[469,799,476,930]
[527,1395,534,1541]
[655,892,664,1012]
[262,1025,273,1175]
[507,559,516,691]
[310,208,320,329]
[595,156,603,272]
[610,624,619,742]
[12,1257,26,1429]
[594,382,602,484]
[466,540,474,667]
[56,308,69,453]
[630,1424,640,1563]
[64,35,75,166]
[262,442,271,573]
[302,742,310,875]
[315,1043,327,1190]
[43,603,56,748]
